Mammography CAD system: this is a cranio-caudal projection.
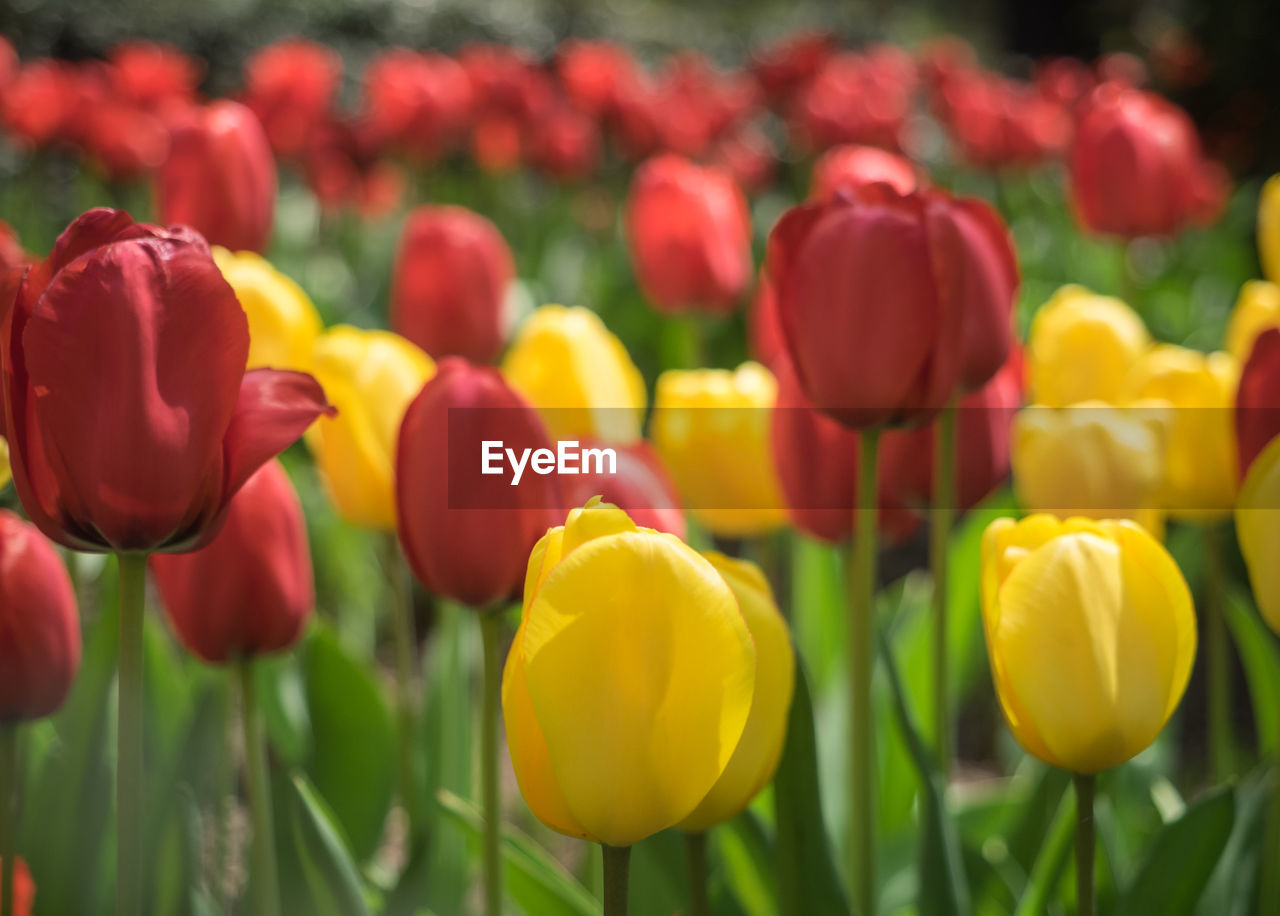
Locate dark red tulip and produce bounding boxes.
[625,155,752,315]
[0,510,79,722]
[158,100,276,252]
[748,273,785,370]
[557,438,686,539]
[529,105,601,183]
[242,39,341,159]
[789,48,916,152]
[766,183,1017,429]
[750,31,836,103]
[557,40,641,119]
[809,144,917,201]
[1236,328,1280,481]
[1068,84,1224,238]
[396,359,561,607]
[305,116,405,218]
[363,49,473,162]
[108,42,201,115]
[937,74,1071,171]
[151,461,312,663]
[2,208,333,554]
[82,102,170,182]
[391,205,513,363]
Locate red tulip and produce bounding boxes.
[1236,327,1280,481]
[362,49,473,162]
[81,102,170,182]
[151,461,312,663]
[0,858,34,916]
[625,155,752,315]
[809,144,917,201]
[242,38,341,159]
[391,205,513,363]
[709,126,777,195]
[0,510,79,722]
[750,31,836,103]
[766,183,1017,429]
[1,208,333,554]
[557,40,641,119]
[396,358,561,607]
[789,49,916,152]
[529,105,601,183]
[158,100,276,252]
[1068,83,1224,238]
[1,61,76,148]
[108,41,201,115]
[304,116,405,218]
[557,438,686,539]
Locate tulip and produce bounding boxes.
[304,116,406,218]
[651,362,787,538]
[363,49,473,162]
[750,30,836,102]
[214,248,323,372]
[1225,279,1280,363]
[242,39,341,160]
[1027,285,1150,407]
[557,438,686,540]
[391,205,514,363]
[1261,175,1280,284]
[1128,345,1238,520]
[502,305,645,444]
[306,326,434,530]
[108,41,200,114]
[625,155,752,315]
[809,144,917,201]
[529,106,601,183]
[503,502,756,893]
[1236,327,1280,480]
[157,100,277,253]
[556,40,641,119]
[790,50,915,152]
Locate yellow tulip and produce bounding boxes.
[651,362,786,537]
[501,304,646,443]
[1225,280,1280,363]
[1027,285,1149,407]
[0,437,9,491]
[1127,345,1239,521]
[1260,174,1280,284]
[1235,435,1280,635]
[305,326,435,529]
[503,499,756,847]
[1011,403,1168,536]
[679,552,794,832]
[981,515,1196,773]
[214,247,323,372]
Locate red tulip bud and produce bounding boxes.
[1236,327,1280,481]
[809,144,917,201]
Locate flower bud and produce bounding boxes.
[1027,285,1149,407]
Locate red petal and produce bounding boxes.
[222,369,335,499]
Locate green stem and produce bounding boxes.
[116,553,148,916]
[383,534,421,840]
[1116,240,1138,310]
[850,428,881,916]
[1206,525,1235,781]
[685,832,710,916]
[602,845,631,916]
[662,314,706,370]
[239,660,280,916]
[1012,784,1075,916]
[930,403,956,779]
[480,610,504,916]
[1261,721,1280,915]
[1073,774,1096,916]
[0,726,17,916]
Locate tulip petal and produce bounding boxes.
[223,368,335,500]
[1236,435,1280,635]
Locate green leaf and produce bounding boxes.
[876,627,971,916]
[438,789,599,916]
[1226,589,1280,755]
[1202,766,1270,916]
[289,774,374,916]
[1116,784,1235,915]
[303,624,395,860]
[773,661,848,916]
[715,812,777,916]
[1011,788,1074,916]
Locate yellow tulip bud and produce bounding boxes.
[1235,436,1280,635]
[1011,403,1169,536]
[1028,285,1149,407]
[305,326,435,529]
[651,362,787,537]
[981,515,1196,773]
[214,247,324,372]
[503,499,757,847]
[0,437,9,491]
[679,552,794,832]
[501,305,646,443]
[1225,280,1280,362]
[1259,174,1280,284]
[1127,345,1239,521]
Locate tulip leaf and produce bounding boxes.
[773,661,849,916]
[876,627,972,916]
[1226,589,1280,754]
[289,773,374,916]
[437,788,599,916]
[716,811,778,916]
[1201,766,1270,916]
[1010,787,1075,916]
[302,623,396,861]
[1115,783,1235,915]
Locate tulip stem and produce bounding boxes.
[685,831,710,916]
[602,845,631,916]
[117,552,148,916]
[1073,774,1096,916]
[479,609,505,916]
[850,427,881,916]
[931,402,956,778]
[383,534,421,841]
[0,725,17,916]
[239,659,280,916]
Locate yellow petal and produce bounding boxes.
[214,247,324,373]
[0,437,10,491]
[1260,175,1280,285]
[1236,435,1280,635]
[1225,280,1280,363]
[1028,285,1150,407]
